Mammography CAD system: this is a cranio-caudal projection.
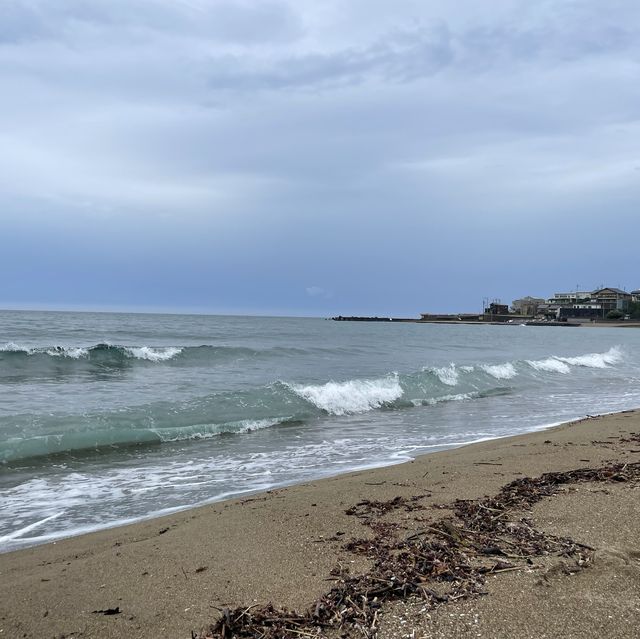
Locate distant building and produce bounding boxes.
[590,288,631,313]
[552,287,632,320]
[511,296,545,316]
[548,292,592,306]
[631,289,640,303]
[536,303,559,319]
[484,302,509,316]
[557,304,602,320]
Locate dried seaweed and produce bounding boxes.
[345,495,426,519]
[193,461,640,639]
[620,432,640,444]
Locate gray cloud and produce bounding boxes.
[0,0,303,44]
[1,1,639,312]
[202,4,640,93]
[206,24,454,91]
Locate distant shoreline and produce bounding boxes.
[331,315,640,327]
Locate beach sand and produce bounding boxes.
[1,410,639,638]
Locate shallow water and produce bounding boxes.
[1,310,639,552]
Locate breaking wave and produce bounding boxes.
[411,392,476,407]
[422,346,623,386]
[481,362,518,380]
[432,364,460,386]
[2,343,623,378]
[525,346,623,372]
[288,375,404,415]
[0,343,347,374]
[123,346,183,362]
[526,358,571,374]
[0,414,295,464]
[555,346,623,369]
[0,346,626,464]
[0,343,308,378]
[0,342,184,361]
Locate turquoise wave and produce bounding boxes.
[0,346,624,463]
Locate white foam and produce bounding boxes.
[481,362,517,379]
[154,418,284,442]
[46,347,89,359]
[423,392,476,405]
[289,375,403,415]
[0,342,30,352]
[433,364,459,386]
[556,346,623,369]
[526,357,571,374]
[124,346,183,362]
[0,512,64,543]
[235,418,284,434]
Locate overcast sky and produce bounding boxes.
[1,0,639,316]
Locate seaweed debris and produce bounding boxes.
[193,461,640,639]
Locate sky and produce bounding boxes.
[1,0,639,316]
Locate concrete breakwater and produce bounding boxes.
[330,316,418,322]
[331,315,581,326]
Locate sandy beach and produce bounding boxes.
[1,410,639,639]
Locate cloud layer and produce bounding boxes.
[2,1,639,314]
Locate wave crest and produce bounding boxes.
[0,345,626,463]
[0,342,29,352]
[481,362,518,379]
[151,418,286,442]
[46,346,89,359]
[526,358,571,374]
[432,364,459,386]
[0,417,291,463]
[556,346,623,369]
[123,347,183,362]
[288,375,403,415]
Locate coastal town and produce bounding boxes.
[423,286,640,324]
[333,286,640,325]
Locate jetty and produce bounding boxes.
[331,316,418,322]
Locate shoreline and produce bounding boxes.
[331,316,640,328]
[1,408,639,637]
[0,410,620,555]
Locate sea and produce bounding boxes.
[1,310,639,553]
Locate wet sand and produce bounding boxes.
[1,410,639,638]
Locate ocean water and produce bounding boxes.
[1,310,639,553]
